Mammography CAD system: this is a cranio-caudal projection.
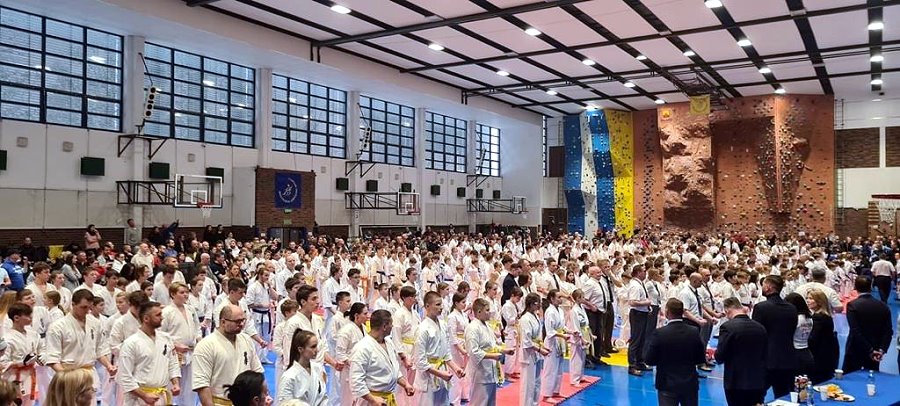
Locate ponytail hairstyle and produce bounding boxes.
[344,302,367,324]
[288,329,317,367]
[520,292,541,318]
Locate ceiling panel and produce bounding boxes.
[488,92,531,105]
[680,31,747,61]
[519,89,562,103]
[642,0,720,31]
[488,0,540,8]
[337,43,423,69]
[824,55,871,74]
[560,87,601,100]
[809,10,868,49]
[734,84,777,97]
[459,19,556,54]
[656,92,689,103]
[494,58,560,82]
[590,81,639,97]
[532,106,563,116]
[516,8,604,46]
[804,0,863,11]
[630,38,692,67]
[256,0,382,35]
[557,102,587,113]
[616,96,658,111]
[416,27,504,59]
[575,1,658,39]
[215,1,338,40]
[418,70,484,89]
[710,66,764,87]
[771,61,816,80]
[722,0,789,22]
[829,75,874,100]
[783,79,825,95]
[403,0,485,19]
[528,53,602,77]
[366,35,465,65]
[336,0,427,27]
[580,46,648,72]
[630,76,679,93]
[445,64,518,87]
[741,21,805,55]
[883,5,900,42]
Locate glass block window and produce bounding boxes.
[272,74,346,158]
[359,95,414,166]
[425,111,466,173]
[542,116,547,177]
[0,7,123,130]
[142,42,255,147]
[475,123,500,177]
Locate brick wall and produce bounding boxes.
[835,208,868,238]
[255,168,316,233]
[886,126,900,167]
[836,128,879,168]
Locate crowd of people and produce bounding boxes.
[0,223,897,406]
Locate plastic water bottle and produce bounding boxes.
[867,370,876,396]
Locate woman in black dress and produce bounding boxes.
[805,289,840,383]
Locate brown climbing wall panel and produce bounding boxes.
[632,109,664,230]
[886,126,900,167]
[657,103,715,230]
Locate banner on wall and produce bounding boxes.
[690,95,710,116]
[274,172,302,208]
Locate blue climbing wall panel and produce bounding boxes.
[563,115,586,234]
[589,110,616,232]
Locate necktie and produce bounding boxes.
[554,275,561,291]
[640,280,649,299]
[603,276,613,304]
[691,287,702,315]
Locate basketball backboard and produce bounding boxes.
[173,174,223,208]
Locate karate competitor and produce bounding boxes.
[519,293,547,406]
[192,304,263,406]
[568,289,591,386]
[413,291,465,406]
[0,303,42,406]
[278,329,327,406]
[464,298,514,406]
[151,267,176,306]
[335,303,369,406]
[391,286,419,406]
[160,282,202,406]
[349,309,415,406]
[500,287,523,378]
[346,268,365,305]
[246,266,277,364]
[23,262,54,308]
[188,276,213,337]
[447,293,470,406]
[320,265,344,327]
[373,283,391,312]
[212,279,268,351]
[45,289,117,390]
[279,285,340,385]
[540,289,569,401]
[326,291,352,406]
[117,301,181,406]
[271,299,298,397]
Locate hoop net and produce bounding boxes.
[402,202,419,216]
[875,198,900,224]
[197,201,213,219]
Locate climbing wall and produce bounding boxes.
[589,110,615,233]
[633,109,664,230]
[563,115,587,235]
[608,109,635,236]
[580,113,600,237]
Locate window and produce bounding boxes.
[542,116,547,177]
[475,123,500,177]
[425,111,466,173]
[142,42,255,147]
[272,74,346,158]
[359,95,414,166]
[0,7,123,130]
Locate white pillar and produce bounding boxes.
[415,107,427,233]
[123,35,146,231]
[346,91,362,239]
[467,120,477,233]
[256,68,273,168]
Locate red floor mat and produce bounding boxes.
[495,373,600,405]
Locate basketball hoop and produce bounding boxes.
[197,201,213,219]
[873,194,900,224]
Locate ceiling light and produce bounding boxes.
[870,54,884,63]
[758,66,772,74]
[623,81,636,88]
[873,98,882,102]
[704,0,723,8]
[524,27,542,36]
[774,87,786,94]
[330,4,351,14]
[88,55,106,63]
[428,43,445,51]
[737,39,752,47]
[546,90,558,96]
[654,99,665,105]
[496,70,510,76]
[871,78,883,85]
[584,105,598,110]
[635,54,647,61]
[582,58,596,66]
[202,79,216,86]
[683,50,696,57]
[868,21,884,31]
[873,116,884,120]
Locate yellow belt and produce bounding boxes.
[138,386,170,405]
[370,390,397,406]
[428,357,449,390]
[486,347,505,385]
[455,332,465,338]
[555,328,570,359]
[212,396,233,406]
[401,337,416,345]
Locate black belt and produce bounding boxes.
[251,308,270,314]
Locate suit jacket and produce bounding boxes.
[845,293,893,357]
[752,294,799,370]
[715,315,768,390]
[644,319,706,395]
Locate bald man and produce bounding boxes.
[192,304,263,406]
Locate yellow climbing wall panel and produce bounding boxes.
[606,109,634,237]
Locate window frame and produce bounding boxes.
[142,42,256,148]
[475,123,501,177]
[271,74,347,158]
[425,111,467,173]
[0,6,124,131]
[358,95,415,167]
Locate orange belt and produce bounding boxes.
[12,365,38,400]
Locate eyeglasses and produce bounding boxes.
[224,318,247,324]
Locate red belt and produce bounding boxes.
[12,364,38,400]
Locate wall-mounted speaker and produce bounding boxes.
[366,179,378,192]
[456,187,466,198]
[0,150,6,171]
[148,162,170,179]
[80,157,105,176]
[401,182,412,193]
[430,185,440,196]
[206,167,225,181]
[493,190,501,199]
[336,177,349,191]
[476,188,484,199]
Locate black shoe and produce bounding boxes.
[628,368,644,377]
[640,363,653,371]
[585,360,596,370]
[697,373,708,379]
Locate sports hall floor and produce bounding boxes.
[262,290,900,405]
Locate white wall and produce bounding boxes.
[541,117,564,210]
[0,0,543,229]
[838,98,900,208]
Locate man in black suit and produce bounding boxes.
[500,262,520,304]
[751,275,798,399]
[716,297,768,406]
[842,276,894,373]
[644,298,706,406]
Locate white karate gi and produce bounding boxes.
[160,304,201,406]
[44,314,110,390]
[349,335,402,406]
[0,327,42,406]
[541,304,565,397]
[191,330,263,401]
[391,305,419,406]
[569,303,590,385]
[447,310,469,405]
[279,312,327,367]
[116,330,181,406]
[464,319,502,406]
[519,312,543,406]
[335,322,366,406]
[326,314,349,406]
[500,300,520,375]
[413,317,451,406]
[278,361,327,405]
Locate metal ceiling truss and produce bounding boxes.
[869,0,884,92]
[786,0,835,94]
[709,4,782,93]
